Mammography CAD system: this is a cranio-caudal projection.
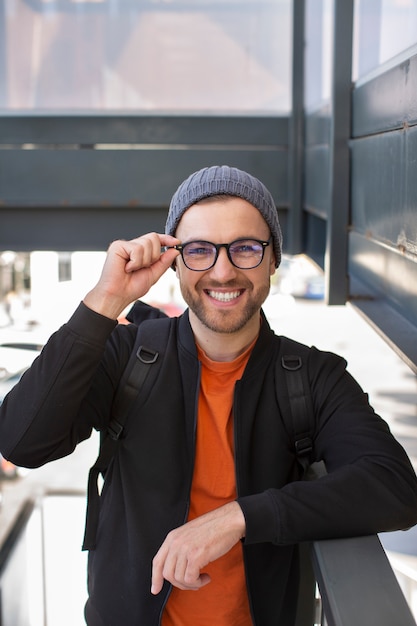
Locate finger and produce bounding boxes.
[124,235,159,271]
[183,557,202,587]
[182,565,211,590]
[159,246,180,268]
[170,571,211,591]
[124,235,179,273]
[151,542,205,593]
[198,573,211,588]
[151,550,166,595]
[173,553,188,588]
[159,233,181,247]
[167,550,210,591]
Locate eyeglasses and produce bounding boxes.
[167,238,271,271]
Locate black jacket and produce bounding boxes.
[1,302,417,625]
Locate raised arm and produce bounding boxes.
[0,233,180,467]
[84,232,180,319]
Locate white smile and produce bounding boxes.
[206,290,242,302]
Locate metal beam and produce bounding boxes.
[0,114,287,147]
[0,115,289,251]
[312,535,416,626]
[287,0,305,254]
[325,0,354,305]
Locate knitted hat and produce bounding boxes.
[165,165,282,268]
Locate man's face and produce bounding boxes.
[174,196,276,334]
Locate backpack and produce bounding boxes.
[82,310,317,551]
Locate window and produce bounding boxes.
[0,0,292,113]
[353,0,417,82]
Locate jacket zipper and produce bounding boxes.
[157,360,201,626]
[233,380,257,626]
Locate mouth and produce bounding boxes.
[205,289,244,303]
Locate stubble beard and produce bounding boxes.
[180,281,271,334]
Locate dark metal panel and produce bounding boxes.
[325,0,353,305]
[302,0,353,305]
[352,53,417,138]
[351,125,417,256]
[405,124,417,254]
[0,147,288,208]
[350,130,405,246]
[350,59,417,367]
[0,114,288,251]
[0,206,289,253]
[304,106,331,147]
[304,213,326,269]
[304,145,330,218]
[303,107,331,222]
[0,207,168,251]
[287,0,305,254]
[0,115,288,147]
[349,232,417,320]
[349,232,417,371]
[312,534,416,626]
[350,296,417,376]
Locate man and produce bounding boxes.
[0,165,416,625]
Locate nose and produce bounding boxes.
[209,246,238,280]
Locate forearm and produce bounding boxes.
[0,302,118,466]
[151,501,246,594]
[239,360,417,545]
[239,452,417,546]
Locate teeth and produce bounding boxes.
[207,290,241,302]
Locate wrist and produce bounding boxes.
[229,501,246,539]
[83,289,131,321]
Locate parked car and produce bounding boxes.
[0,367,31,405]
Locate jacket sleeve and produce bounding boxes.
[0,302,132,468]
[238,347,417,545]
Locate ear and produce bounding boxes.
[269,253,276,276]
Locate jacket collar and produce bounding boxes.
[177,308,277,370]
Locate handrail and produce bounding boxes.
[311,534,417,626]
[0,497,36,577]
[0,497,416,625]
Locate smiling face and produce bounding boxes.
[174,196,276,336]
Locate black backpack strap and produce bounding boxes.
[277,337,315,475]
[82,316,172,550]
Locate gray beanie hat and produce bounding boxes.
[165,165,282,268]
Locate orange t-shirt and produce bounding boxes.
[162,342,255,626]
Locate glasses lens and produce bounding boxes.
[229,240,265,268]
[182,241,216,270]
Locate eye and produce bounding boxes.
[231,241,262,255]
[184,242,214,257]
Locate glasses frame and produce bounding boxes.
[168,238,271,271]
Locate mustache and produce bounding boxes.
[199,280,249,289]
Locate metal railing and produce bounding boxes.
[386,551,417,621]
[314,535,416,625]
[0,492,87,626]
[0,495,416,626]
[0,498,44,626]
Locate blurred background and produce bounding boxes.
[1,1,417,624]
